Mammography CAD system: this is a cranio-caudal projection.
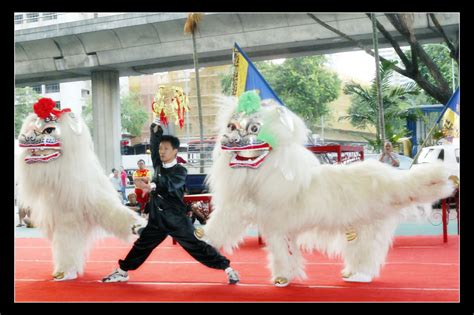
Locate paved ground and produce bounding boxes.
[14,206,459,239]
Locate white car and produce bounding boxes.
[411,143,460,181]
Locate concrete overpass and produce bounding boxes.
[15,12,459,86]
[14,12,459,172]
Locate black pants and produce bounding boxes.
[118,208,230,271]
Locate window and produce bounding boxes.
[55,101,61,109]
[42,12,57,21]
[26,13,39,23]
[15,14,23,24]
[81,89,90,98]
[30,84,42,94]
[45,83,60,93]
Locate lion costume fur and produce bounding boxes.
[199,92,454,285]
[16,100,145,280]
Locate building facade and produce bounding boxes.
[22,81,91,114]
[127,65,231,146]
[14,12,124,30]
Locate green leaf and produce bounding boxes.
[14,87,41,138]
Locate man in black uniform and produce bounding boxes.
[102,122,239,284]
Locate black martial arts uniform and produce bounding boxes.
[118,124,231,272]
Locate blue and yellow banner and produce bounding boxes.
[436,88,460,140]
[231,43,285,106]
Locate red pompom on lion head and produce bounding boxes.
[33,98,57,119]
[33,97,71,119]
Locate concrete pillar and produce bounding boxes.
[91,70,122,175]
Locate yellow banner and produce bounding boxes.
[442,107,460,138]
[232,49,248,97]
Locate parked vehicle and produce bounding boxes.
[411,142,460,180]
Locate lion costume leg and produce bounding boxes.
[341,216,399,282]
[50,224,92,280]
[93,201,146,242]
[199,201,251,253]
[264,233,305,287]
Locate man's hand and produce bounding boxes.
[150,123,163,135]
[379,152,386,162]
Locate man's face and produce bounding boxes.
[159,141,178,164]
[385,143,392,152]
[137,161,145,169]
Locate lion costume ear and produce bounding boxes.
[66,112,83,135]
[276,106,294,132]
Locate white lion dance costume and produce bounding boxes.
[16,98,145,281]
[196,91,454,287]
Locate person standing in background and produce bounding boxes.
[379,141,400,168]
[120,166,128,203]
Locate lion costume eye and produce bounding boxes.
[43,127,55,134]
[227,123,237,131]
[247,122,261,134]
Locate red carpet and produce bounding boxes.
[15,235,459,302]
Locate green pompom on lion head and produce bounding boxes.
[237,91,261,114]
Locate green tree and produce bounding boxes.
[14,87,41,138]
[340,60,422,151]
[82,92,148,137]
[221,55,341,129]
[404,44,457,104]
[120,92,148,137]
[219,69,233,96]
[307,13,458,105]
[82,96,93,134]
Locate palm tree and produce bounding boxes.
[339,60,421,151]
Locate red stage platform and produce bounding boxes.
[14,235,459,302]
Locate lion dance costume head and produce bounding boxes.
[197,91,454,287]
[16,98,145,281]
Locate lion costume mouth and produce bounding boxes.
[221,143,271,168]
[19,139,62,164]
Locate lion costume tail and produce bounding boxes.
[390,161,454,209]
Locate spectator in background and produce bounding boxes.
[379,141,400,168]
[125,192,142,216]
[109,168,116,179]
[110,169,123,200]
[133,159,151,212]
[17,206,33,228]
[120,166,128,203]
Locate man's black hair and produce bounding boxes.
[111,168,116,172]
[137,159,145,164]
[160,135,180,150]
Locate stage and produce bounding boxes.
[14,235,459,302]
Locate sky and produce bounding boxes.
[273,49,385,84]
[325,50,376,83]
